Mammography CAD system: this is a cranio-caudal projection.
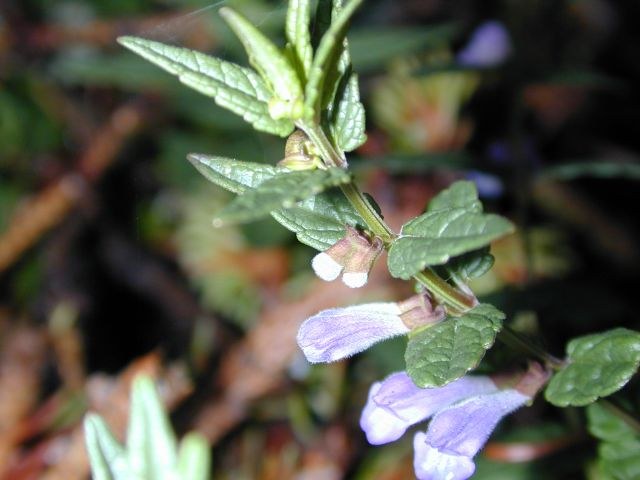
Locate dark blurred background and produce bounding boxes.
[0,0,639,478]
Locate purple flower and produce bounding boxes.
[360,372,497,445]
[297,294,445,363]
[360,365,549,480]
[413,389,530,480]
[464,171,504,199]
[457,21,512,68]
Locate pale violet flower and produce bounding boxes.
[297,294,445,363]
[311,226,383,288]
[360,372,497,445]
[360,365,548,480]
[457,21,512,68]
[413,389,530,480]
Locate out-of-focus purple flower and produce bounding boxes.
[360,372,497,445]
[413,389,530,480]
[464,170,504,199]
[296,294,445,363]
[311,226,383,288]
[360,364,549,480]
[457,21,512,68]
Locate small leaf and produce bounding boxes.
[305,0,364,120]
[187,154,364,250]
[177,433,211,480]
[286,0,313,80]
[219,7,303,120]
[545,328,640,407]
[127,376,177,479]
[331,71,366,152]
[187,154,278,194]
[405,304,505,387]
[272,189,364,250]
[117,36,293,137]
[447,248,495,281]
[84,414,131,480]
[588,403,640,480]
[214,168,352,225]
[387,181,514,279]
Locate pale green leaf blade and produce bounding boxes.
[187,154,278,194]
[214,168,352,225]
[587,402,637,443]
[126,376,178,478]
[117,36,293,137]
[545,328,640,407]
[331,71,366,152]
[219,7,303,119]
[286,0,313,78]
[84,414,131,480]
[272,189,364,250]
[305,0,364,120]
[177,433,211,480]
[405,304,505,387]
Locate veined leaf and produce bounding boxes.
[305,0,364,121]
[545,328,640,407]
[286,0,313,80]
[331,71,366,151]
[446,248,495,281]
[187,154,278,195]
[388,181,514,279]
[405,304,505,387]
[188,154,364,250]
[117,36,293,137]
[214,167,352,225]
[219,7,303,120]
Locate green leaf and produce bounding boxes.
[219,7,303,120]
[304,0,364,120]
[117,36,293,137]
[127,376,177,479]
[588,403,640,480]
[214,168,351,225]
[545,328,640,407]
[187,154,278,194]
[447,248,495,281]
[177,433,211,480]
[330,71,366,152]
[405,304,505,387]
[272,189,364,250]
[387,181,514,279]
[286,0,313,80]
[84,414,131,480]
[187,154,364,250]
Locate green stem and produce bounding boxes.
[299,121,476,312]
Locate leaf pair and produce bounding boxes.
[119,0,366,152]
[387,181,515,279]
[189,154,364,251]
[84,376,210,480]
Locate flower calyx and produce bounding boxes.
[312,226,383,288]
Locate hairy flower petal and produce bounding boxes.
[412,389,530,479]
[360,372,497,445]
[311,252,343,281]
[296,303,408,363]
[413,432,475,480]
